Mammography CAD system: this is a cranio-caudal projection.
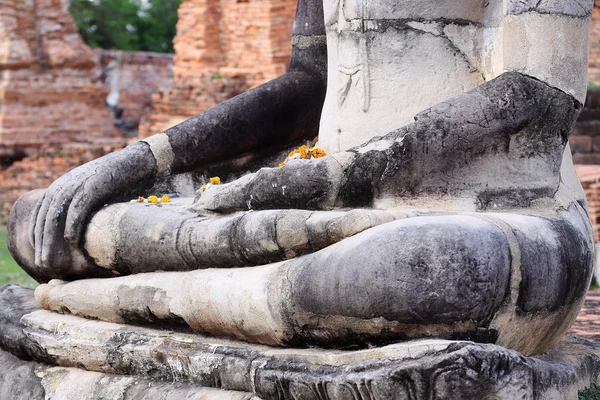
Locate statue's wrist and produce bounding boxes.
[140,133,175,177]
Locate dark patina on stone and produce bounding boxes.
[0,286,598,400]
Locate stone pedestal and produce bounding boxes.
[0,285,599,400]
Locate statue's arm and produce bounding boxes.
[27,0,326,270]
[197,71,582,212]
[156,0,326,175]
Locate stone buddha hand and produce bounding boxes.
[7,0,595,356]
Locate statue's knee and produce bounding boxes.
[6,189,45,275]
[492,206,594,313]
[291,215,512,327]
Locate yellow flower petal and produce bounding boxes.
[283,145,311,165]
[148,195,159,204]
[161,195,170,203]
[309,146,327,159]
[210,176,221,185]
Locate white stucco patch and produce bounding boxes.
[503,13,590,103]
[142,133,175,176]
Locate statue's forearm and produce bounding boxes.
[199,72,583,213]
[142,0,327,177]
[142,70,324,176]
[339,72,582,207]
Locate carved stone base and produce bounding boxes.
[0,285,599,399]
[0,350,256,400]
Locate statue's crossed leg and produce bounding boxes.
[30,200,591,356]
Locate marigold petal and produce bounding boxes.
[309,146,327,158]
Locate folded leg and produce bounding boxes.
[34,204,592,355]
[34,215,510,346]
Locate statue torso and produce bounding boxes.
[318,0,504,152]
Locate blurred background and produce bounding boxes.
[3,0,600,288]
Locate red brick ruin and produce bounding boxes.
[139,0,296,137]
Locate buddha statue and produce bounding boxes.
[7,0,595,357]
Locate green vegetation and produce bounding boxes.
[579,376,600,400]
[0,226,37,289]
[69,0,182,53]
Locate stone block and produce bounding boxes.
[573,153,600,164]
[573,121,600,137]
[586,89,600,108]
[0,285,598,400]
[577,108,600,121]
[570,135,593,152]
[592,136,600,152]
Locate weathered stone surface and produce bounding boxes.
[502,12,590,103]
[506,0,594,18]
[199,72,579,212]
[318,0,590,153]
[9,199,588,355]
[6,143,158,282]
[5,4,597,398]
[0,285,47,361]
[81,199,400,273]
[0,286,599,399]
[0,349,256,400]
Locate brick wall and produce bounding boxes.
[139,0,297,138]
[571,90,600,164]
[567,0,600,243]
[575,165,600,242]
[0,0,121,161]
[589,0,600,85]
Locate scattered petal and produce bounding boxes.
[309,146,327,158]
[278,144,327,166]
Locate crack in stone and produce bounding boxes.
[506,0,592,18]
[327,17,483,31]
